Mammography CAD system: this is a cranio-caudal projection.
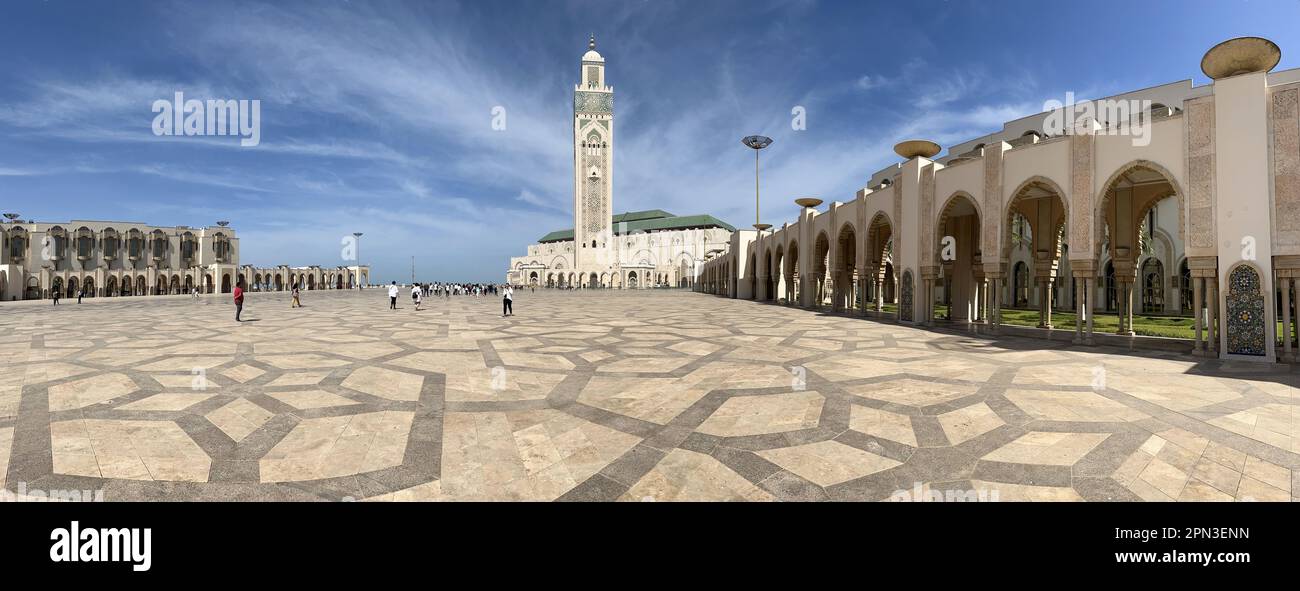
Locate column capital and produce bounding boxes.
[981,261,1007,278]
[1187,256,1219,273]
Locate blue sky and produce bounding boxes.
[2,0,1297,283]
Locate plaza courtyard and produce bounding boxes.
[1,289,1297,502]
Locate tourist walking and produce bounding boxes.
[412,284,422,311]
[77,287,84,304]
[52,288,60,306]
[233,284,245,322]
[388,281,399,310]
[291,286,301,308]
[502,285,513,317]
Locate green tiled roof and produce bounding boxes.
[538,210,735,243]
[612,210,674,223]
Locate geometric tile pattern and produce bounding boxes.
[2,290,1298,502]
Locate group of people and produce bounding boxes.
[402,282,502,298]
[389,281,515,316]
[49,288,86,305]
[226,279,523,322]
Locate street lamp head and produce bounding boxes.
[2,213,20,222]
[353,232,364,238]
[753,223,772,232]
[741,135,773,150]
[216,220,230,227]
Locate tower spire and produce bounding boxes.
[589,34,596,50]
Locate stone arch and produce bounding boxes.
[1002,177,1068,260]
[865,210,894,311]
[833,221,858,311]
[1094,160,1185,334]
[937,192,984,248]
[812,231,831,306]
[771,243,784,301]
[936,193,984,322]
[761,246,774,301]
[785,238,801,305]
[631,249,656,267]
[1095,159,1185,255]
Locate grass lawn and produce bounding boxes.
[846,302,1289,342]
[998,308,1195,338]
[935,305,1286,340]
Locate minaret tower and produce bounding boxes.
[573,34,613,269]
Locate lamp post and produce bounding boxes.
[741,136,773,232]
[352,232,364,288]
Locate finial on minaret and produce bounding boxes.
[589,34,596,50]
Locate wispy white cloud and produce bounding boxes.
[0,0,1061,281]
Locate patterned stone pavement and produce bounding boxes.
[2,289,1298,502]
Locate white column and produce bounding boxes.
[1194,276,1204,354]
[1282,276,1292,360]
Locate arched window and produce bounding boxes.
[1104,261,1117,311]
[127,229,144,261]
[900,270,914,321]
[151,230,168,260]
[213,232,230,263]
[47,226,67,261]
[1141,258,1164,314]
[75,227,94,260]
[1179,260,1192,313]
[9,227,27,261]
[101,228,119,260]
[181,232,196,262]
[1012,261,1029,307]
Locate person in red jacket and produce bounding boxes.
[233,284,245,322]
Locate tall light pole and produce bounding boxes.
[352,232,364,289]
[741,136,774,232]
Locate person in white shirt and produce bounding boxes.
[502,285,513,317]
[388,281,399,310]
[412,285,422,311]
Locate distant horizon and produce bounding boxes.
[3,0,1298,283]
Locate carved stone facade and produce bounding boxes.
[699,37,1300,363]
[506,38,734,289]
[1273,88,1299,254]
[0,219,368,301]
[1185,96,1217,253]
